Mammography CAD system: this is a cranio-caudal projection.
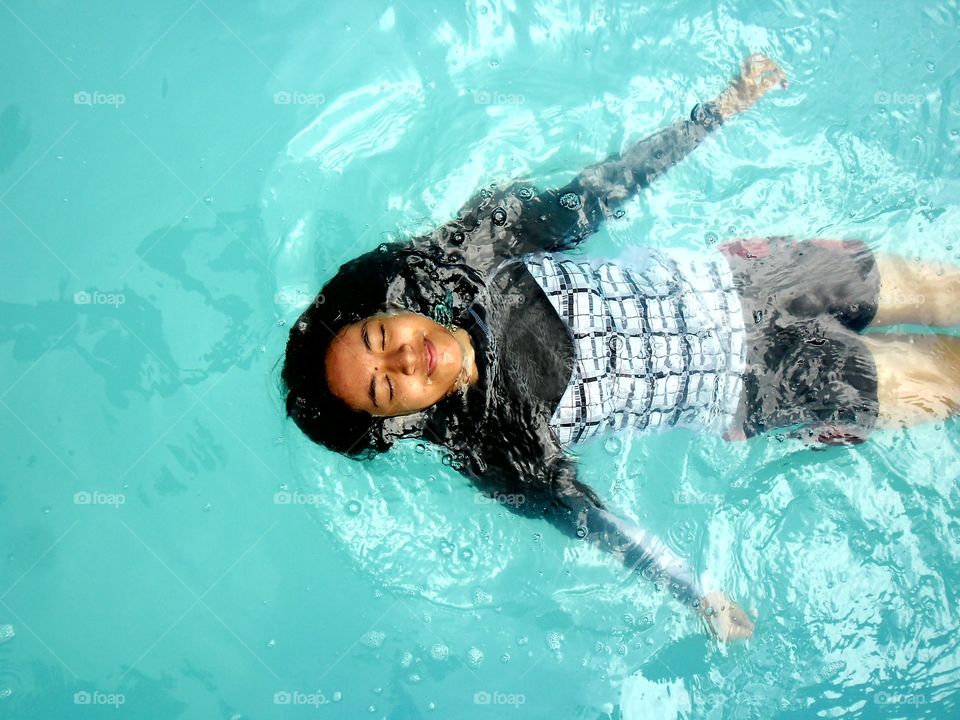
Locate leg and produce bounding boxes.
[860,333,960,430]
[871,252,960,328]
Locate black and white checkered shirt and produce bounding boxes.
[523,247,746,447]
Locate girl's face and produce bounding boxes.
[325,311,467,416]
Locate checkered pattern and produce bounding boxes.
[523,248,746,447]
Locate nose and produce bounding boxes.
[386,342,417,376]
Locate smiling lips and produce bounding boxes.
[424,338,437,376]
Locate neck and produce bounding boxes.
[449,326,480,387]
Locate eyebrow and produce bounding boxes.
[361,322,378,408]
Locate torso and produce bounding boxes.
[521,247,747,447]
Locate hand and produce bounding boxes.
[697,590,755,643]
[714,54,788,120]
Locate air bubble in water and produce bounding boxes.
[467,647,484,667]
[560,192,581,210]
[705,231,719,244]
[362,630,385,648]
[345,499,362,515]
[430,643,449,661]
[603,436,621,455]
[0,624,14,644]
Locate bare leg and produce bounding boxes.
[871,253,960,328]
[860,333,960,430]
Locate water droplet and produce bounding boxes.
[467,647,484,667]
[362,630,385,648]
[41,506,51,514]
[333,691,342,702]
[377,243,388,252]
[203,196,213,205]
[613,208,626,219]
[560,192,581,210]
[345,499,362,515]
[415,443,426,454]
[602,436,622,455]
[517,186,533,200]
[752,309,764,324]
[500,652,511,663]
[430,643,449,661]
[266,638,276,648]
[926,61,935,73]
[408,672,422,684]
[575,526,588,539]
[491,207,507,226]
[704,231,719,245]
[489,58,500,68]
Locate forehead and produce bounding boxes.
[325,322,375,409]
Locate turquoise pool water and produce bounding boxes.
[2,0,959,718]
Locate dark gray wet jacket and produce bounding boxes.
[385,102,726,606]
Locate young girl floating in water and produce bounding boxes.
[281,55,960,642]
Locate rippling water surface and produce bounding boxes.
[2,0,959,718]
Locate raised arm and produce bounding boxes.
[524,54,788,248]
[426,55,787,273]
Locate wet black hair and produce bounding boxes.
[280,240,487,459]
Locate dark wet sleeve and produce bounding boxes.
[544,457,705,608]
[425,102,724,274]
[470,446,705,607]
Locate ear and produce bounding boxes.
[380,411,428,442]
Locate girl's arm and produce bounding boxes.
[546,456,755,642]
[427,55,786,273]
[472,445,755,642]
